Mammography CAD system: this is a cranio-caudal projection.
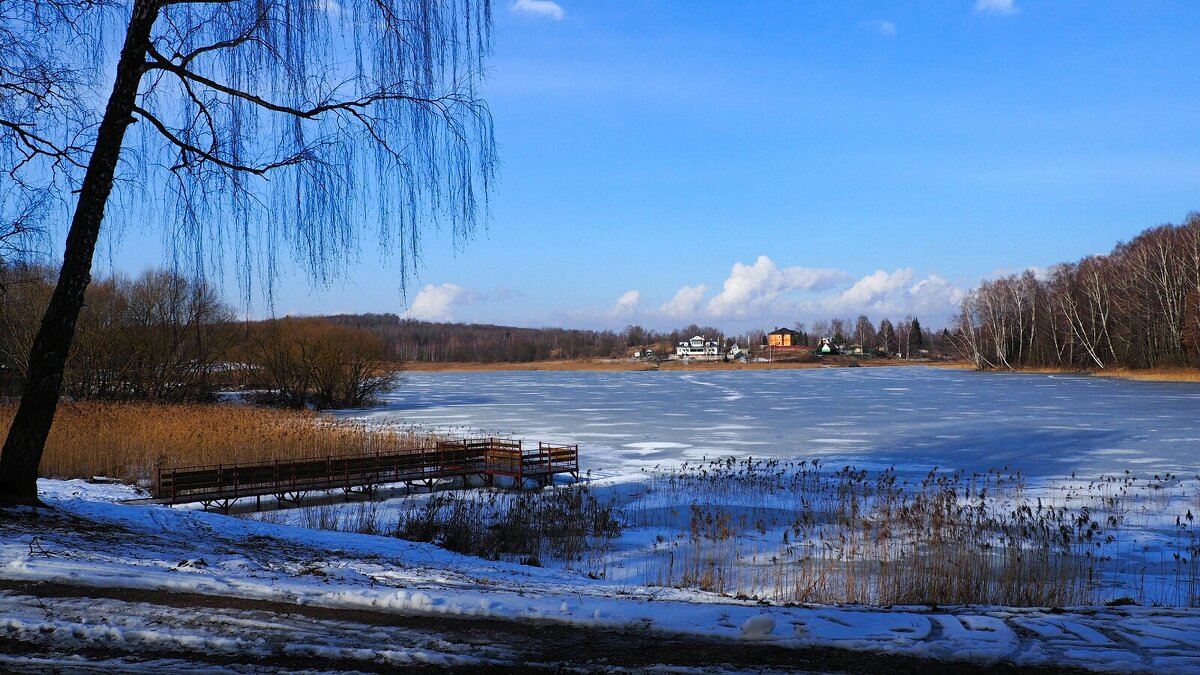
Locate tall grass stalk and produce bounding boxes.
[1,401,432,485]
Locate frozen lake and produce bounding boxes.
[346,366,1200,479]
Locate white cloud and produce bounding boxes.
[975,0,1017,15]
[707,256,848,318]
[511,0,565,20]
[403,283,474,322]
[808,269,964,320]
[565,259,964,331]
[838,269,915,307]
[659,285,708,318]
[613,289,640,313]
[871,20,897,36]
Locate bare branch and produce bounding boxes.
[0,118,89,171]
[144,43,479,122]
[132,105,309,175]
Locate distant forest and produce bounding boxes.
[323,316,729,363]
[324,315,953,363]
[955,212,1200,370]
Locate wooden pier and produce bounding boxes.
[151,438,579,512]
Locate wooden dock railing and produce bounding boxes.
[153,437,579,512]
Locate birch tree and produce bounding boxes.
[0,0,495,505]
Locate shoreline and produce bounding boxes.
[397,359,1199,382]
[1004,366,1200,383]
[400,358,964,373]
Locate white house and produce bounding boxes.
[675,335,720,359]
[728,343,749,360]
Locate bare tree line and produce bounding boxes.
[326,314,634,362]
[782,316,952,358]
[0,264,234,400]
[954,213,1200,370]
[322,316,958,363]
[0,264,391,409]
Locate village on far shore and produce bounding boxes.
[632,326,941,365]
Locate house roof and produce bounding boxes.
[768,327,802,336]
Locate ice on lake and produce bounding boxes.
[345,366,1200,479]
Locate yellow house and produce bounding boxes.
[767,328,803,347]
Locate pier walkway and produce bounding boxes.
[148,438,579,512]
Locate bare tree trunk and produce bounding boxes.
[0,1,160,506]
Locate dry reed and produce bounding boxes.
[974,365,1200,383]
[1091,368,1200,383]
[0,401,433,485]
[633,457,1200,607]
[393,486,621,569]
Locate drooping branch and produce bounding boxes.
[145,44,483,123]
[170,4,273,69]
[132,104,309,175]
[0,118,90,173]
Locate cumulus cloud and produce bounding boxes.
[403,283,474,322]
[659,285,708,318]
[511,0,565,20]
[566,258,965,331]
[975,0,1017,15]
[870,20,897,36]
[808,269,964,320]
[613,289,640,313]
[837,269,915,307]
[707,256,848,318]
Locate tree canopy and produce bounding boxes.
[1,0,495,291]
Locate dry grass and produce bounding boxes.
[632,458,1200,607]
[1091,368,1200,383]
[972,365,1200,382]
[0,401,433,485]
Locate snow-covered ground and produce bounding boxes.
[4,367,1200,671]
[3,480,1200,673]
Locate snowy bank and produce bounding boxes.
[2,479,1199,672]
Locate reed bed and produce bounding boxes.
[264,454,1198,607]
[976,365,1200,382]
[1091,368,1200,383]
[393,486,621,568]
[0,401,433,485]
[253,483,623,571]
[631,457,1200,607]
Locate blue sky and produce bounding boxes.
[109,0,1200,331]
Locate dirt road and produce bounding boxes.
[1,580,1090,674]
